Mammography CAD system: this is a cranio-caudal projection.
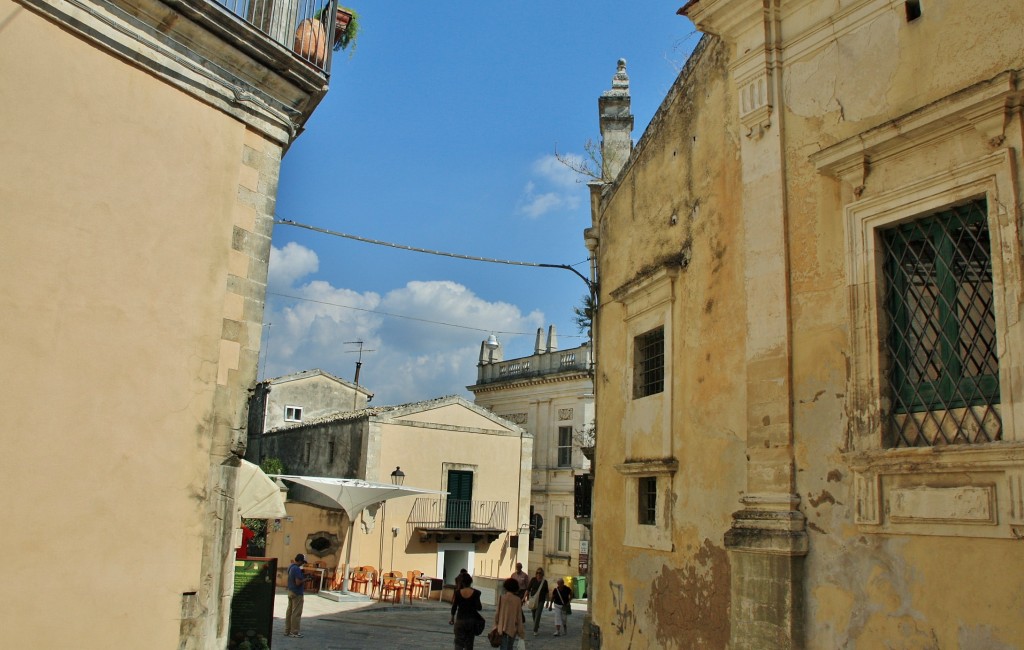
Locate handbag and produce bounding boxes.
[487,627,503,648]
[562,602,572,616]
[472,611,486,636]
[527,589,540,610]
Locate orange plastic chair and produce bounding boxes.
[350,565,376,595]
[406,570,428,602]
[379,571,405,604]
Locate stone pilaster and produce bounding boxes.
[598,59,634,181]
[683,1,807,647]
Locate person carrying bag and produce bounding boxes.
[491,578,526,649]
[548,578,574,637]
[524,568,548,636]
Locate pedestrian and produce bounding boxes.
[454,568,470,589]
[510,562,529,596]
[493,577,526,650]
[548,578,573,637]
[449,572,483,649]
[284,553,307,638]
[525,567,549,636]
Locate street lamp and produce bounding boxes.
[380,467,406,576]
[391,466,405,485]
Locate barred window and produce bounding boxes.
[557,426,573,467]
[880,198,1001,447]
[638,476,657,526]
[634,327,664,398]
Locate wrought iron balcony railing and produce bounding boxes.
[211,0,338,73]
[407,498,509,532]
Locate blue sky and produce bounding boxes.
[264,2,699,404]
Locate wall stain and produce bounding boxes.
[808,490,839,507]
[651,539,730,648]
[609,580,637,644]
[827,469,843,483]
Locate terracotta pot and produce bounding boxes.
[333,8,353,49]
[294,18,327,66]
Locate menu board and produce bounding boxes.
[228,557,278,649]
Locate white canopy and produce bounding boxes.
[272,474,447,593]
[236,460,287,519]
[273,475,446,515]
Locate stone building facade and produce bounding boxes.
[468,327,595,581]
[0,0,336,646]
[585,2,1024,648]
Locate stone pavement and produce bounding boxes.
[273,589,584,649]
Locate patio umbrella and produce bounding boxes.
[273,475,447,592]
[236,460,287,519]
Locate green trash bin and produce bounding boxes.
[574,576,587,599]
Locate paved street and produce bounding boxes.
[271,590,584,649]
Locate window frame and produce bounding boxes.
[556,516,570,553]
[633,326,665,398]
[284,405,303,422]
[556,426,573,467]
[637,476,657,526]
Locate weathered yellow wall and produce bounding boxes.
[0,1,259,647]
[592,1,1024,648]
[784,3,1024,648]
[591,37,744,649]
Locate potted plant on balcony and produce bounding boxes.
[293,5,360,66]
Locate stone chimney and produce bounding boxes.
[599,58,634,181]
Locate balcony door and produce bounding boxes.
[445,470,473,528]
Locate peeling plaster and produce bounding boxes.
[651,539,730,649]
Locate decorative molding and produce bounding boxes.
[505,413,528,425]
[737,69,772,139]
[888,485,996,525]
[614,458,679,476]
[558,408,574,421]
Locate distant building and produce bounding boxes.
[468,326,594,580]
[586,2,1024,649]
[247,368,374,462]
[1,0,338,645]
[256,393,533,593]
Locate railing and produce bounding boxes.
[211,0,337,73]
[477,343,592,385]
[407,498,509,531]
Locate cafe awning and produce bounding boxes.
[236,460,287,519]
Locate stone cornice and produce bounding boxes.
[467,371,592,395]
[19,0,330,145]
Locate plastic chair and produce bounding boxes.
[350,565,376,595]
[379,571,405,604]
[407,570,429,601]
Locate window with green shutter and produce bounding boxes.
[880,198,1001,447]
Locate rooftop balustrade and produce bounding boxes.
[474,342,592,386]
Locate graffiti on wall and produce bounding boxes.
[609,580,637,642]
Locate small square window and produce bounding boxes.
[634,327,665,398]
[638,476,657,526]
[557,426,573,467]
[284,406,303,422]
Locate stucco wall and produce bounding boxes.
[591,1,1024,648]
[591,36,744,649]
[0,1,278,647]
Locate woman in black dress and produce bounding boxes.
[449,573,483,649]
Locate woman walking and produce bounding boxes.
[525,567,549,636]
[449,573,483,649]
[493,577,526,649]
[548,578,574,637]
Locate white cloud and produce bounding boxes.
[517,154,584,219]
[261,244,545,405]
[268,241,319,288]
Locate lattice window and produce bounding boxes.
[880,198,1001,447]
[634,327,665,398]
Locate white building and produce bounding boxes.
[468,326,594,583]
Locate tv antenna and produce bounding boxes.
[344,340,375,386]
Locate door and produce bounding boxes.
[445,470,473,528]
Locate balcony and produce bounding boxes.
[407,498,509,543]
[210,0,340,74]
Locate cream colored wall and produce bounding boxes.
[346,418,527,581]
[265,503,347,585]
[396,402,506,429]
[0,2,259,647]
